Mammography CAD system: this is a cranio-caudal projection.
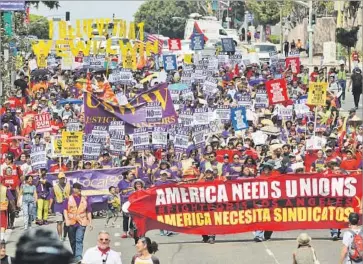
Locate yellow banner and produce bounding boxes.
[307,82,328,106]
[61,131,83,156]
[37,54,47,69]
[15,55,23,70]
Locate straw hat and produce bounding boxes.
[297,233,311,246]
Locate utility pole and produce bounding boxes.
[308,0,313,64]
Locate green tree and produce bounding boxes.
[26,1,60,9]
[245,0,292,40]
[336,26,360,72]
[134,0,205,38]
[28,14,49,39]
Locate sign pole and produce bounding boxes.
[313,106,318,138]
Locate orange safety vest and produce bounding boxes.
[66,195,89,226]
[0,185,9,211]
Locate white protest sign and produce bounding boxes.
[251,131,268,145]
[306,136,324,150]
[278,105,293,117]
[133,128,150,151]
[202,76,218,96]
[30,145,47,170]
[193,108,209,125]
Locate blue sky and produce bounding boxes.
[31,1,144,22]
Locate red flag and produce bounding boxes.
[168,39,181,51]
[189,21,208,42]
[265,79,289,105]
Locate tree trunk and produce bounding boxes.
[348,46,351,72]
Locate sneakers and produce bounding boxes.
[332,234,339,241]
[254,237,263,242]
[207,237,215,244]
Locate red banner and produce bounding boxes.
[215,149,240,163]
[168,39,181,51]
[266,78,289,105]
[128,174,362,235]
[34,113,51,133]
[285,57,300,74]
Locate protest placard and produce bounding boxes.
[307,82,327,106]
[109,121,125,155]
[31,145,47,170]
[238,93,252,108]
[152,127,168,149]
[202,76,218,96]
[51,135,62,158]
[34,113,51,133]
[221,38,235,53]
[108,68,133,84]
[231,106,248,131]
[162,55,177,71]
[193,125,206,148]
[178,110,194,127]
[215,106,230,123]
[66,118,81,132]
[174,130,189,153]
[278,105,293,117]
[146,102,162,123]
[255,89,269,108]
[133,128,150,151]
[61,131,83,156]
[194,107,209,125]
[83,55,106,68]
[83,141,102,161]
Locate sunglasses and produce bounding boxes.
[209,156,215,158]
[233,157,239,159]
[99,238,110,242]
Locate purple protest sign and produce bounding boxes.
[84,83,177,133]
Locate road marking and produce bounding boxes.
[263,242,281,264]
[114,242,121,246]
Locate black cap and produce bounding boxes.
[349,212,359,225]
[72,182,82,190]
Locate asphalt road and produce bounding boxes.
[4,214,345,264]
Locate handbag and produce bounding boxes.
[311,248,320,264]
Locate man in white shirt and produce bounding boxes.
[82,231,122,264]
[339,213,363,264]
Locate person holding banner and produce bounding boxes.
[64,183,93,264]
[50,172,71,241]
[118,170,135,239]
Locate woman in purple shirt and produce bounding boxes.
[117,170,135,239]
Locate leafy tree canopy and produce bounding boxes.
[26,1,60,9]
[336,26,359,48]
[245,0,292,26]
[134,0,205,38]
[28,14,49,39]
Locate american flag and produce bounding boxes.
[144,32,163,54]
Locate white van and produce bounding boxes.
[252,42,277,64]
[184,14,238,45]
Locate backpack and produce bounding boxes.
[348,229,363,262]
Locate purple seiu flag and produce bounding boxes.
[84,83,177,134]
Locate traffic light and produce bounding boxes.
[312,14,316,25]
[65,11,70,21]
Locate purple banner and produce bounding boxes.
[46,167,134,197]
[84,83,177,133]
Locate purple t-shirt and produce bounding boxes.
[50,184,72,214]
[118,180,133,203]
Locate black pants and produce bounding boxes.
[353,92,361,108]
[284,50,289,57]
[122,212,134,232]
[202,235,215,242]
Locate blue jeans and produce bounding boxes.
[254,230,264,239]
[338,80,346,100]
[68,225,86,262]
[22,200,35,230]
